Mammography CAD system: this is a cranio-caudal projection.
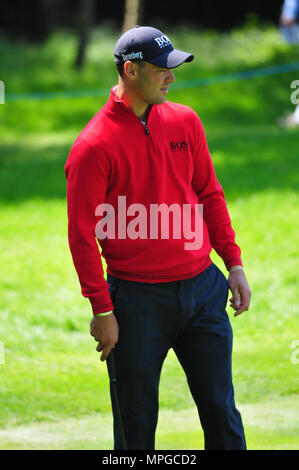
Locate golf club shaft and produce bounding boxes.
[106,350,127,450]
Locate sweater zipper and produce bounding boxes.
[144,105,157,153]
[116,98,157,152]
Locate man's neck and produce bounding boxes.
[116,83,148,121]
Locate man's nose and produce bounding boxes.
[167,69,176,83]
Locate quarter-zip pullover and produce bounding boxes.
[64,86,242,314]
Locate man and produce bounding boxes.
[278,0,299,127]
[64,25,251,450]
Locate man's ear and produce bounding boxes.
[123,61,138,81]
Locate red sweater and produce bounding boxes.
[64,86,242,314]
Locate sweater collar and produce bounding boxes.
[107,85,155,122]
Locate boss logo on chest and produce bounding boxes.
[169,141,189,152]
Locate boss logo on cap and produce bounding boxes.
[122,51,143,61]
[154,35,172,49]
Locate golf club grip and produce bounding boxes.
[106,349,116,381]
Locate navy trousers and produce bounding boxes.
[107,262,246,450]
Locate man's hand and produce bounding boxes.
[228,268,251,317]
[90,313,119,361]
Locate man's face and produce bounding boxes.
[133,62,176,106]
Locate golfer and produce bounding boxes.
[64,25,251,450]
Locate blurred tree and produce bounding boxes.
[122,0,144,32]
[0,0,283,42]
[74,0,95,69]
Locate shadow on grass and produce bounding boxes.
[0,141,70,203]
[209,128,299,198]
[0,126,298,205]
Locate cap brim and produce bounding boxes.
[147,49,194,69]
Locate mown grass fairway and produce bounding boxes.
[0,25,298,449]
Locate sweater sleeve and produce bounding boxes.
[190,113,242,270]
[64,137,114,314]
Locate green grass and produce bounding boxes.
[0,397,298,450]
[0,24,298,450]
